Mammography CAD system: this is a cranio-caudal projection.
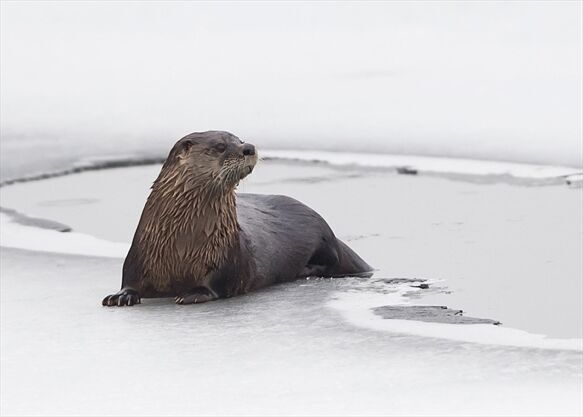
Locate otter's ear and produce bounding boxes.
[182,141,193,152]
[177,140,194,159]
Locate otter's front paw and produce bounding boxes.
[102,288,141,307]
[175,287,217,305]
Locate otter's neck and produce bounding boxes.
[137,166,239,289]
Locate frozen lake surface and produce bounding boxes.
[2,3,582,414]
[1,158,582,415]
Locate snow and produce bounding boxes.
[1,3,582,413]
[1,247,582,416]
[1,2,582,167]
[2,199,580,353]
[1,161,581,345]
[0,213,128,258]
[1,159,582,415]
[330,286,583,351]
[261,150,581,179]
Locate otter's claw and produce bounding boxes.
[102,288,141,307]
[175,288,217,305]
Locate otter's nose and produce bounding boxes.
[242,143,256,156]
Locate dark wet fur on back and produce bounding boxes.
[237,194,372,287]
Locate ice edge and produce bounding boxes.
[2,211,581,352]
[261,150,582,181]
[1,150,581,188]
[328,288,583,352]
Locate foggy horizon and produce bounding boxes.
[1,1,581,167]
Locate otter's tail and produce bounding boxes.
[333,239,374,278]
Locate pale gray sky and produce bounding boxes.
[1,1,581,166]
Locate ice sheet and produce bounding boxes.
[0,213,128,258]
[1,247,582,416]
[1,159,582,416]
[329,285,582,351]
[1,161,581,341]
[261,150,581,180]
[2,2,582,168]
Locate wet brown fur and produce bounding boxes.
[103,130,372,307]
[130,132,255,293]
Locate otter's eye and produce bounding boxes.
[215,143,227,153]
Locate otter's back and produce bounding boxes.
[236,193,336,286]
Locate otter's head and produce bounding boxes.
[161,131,258,192]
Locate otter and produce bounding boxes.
[102,131,373,306]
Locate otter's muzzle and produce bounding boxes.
[242,143,255,156]
[241,143,257,178]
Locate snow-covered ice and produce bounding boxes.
[261,150,581,180]
[2,247,582,416]
[1,157,582,415]
[2,2,582,169]
[2,2,581,414]
[0,213,128,258]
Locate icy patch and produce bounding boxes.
[3,149,580,189]
[329,284,583,351]
[0,212,128,258]
[373,305,501,325]
[262,150,581,180]
[566,173,583,188]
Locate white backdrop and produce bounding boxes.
[1,1,581,167]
